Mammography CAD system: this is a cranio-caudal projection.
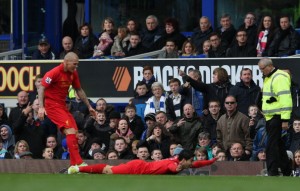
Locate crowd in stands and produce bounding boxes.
[1,63,300,176]
[31,12,300,60]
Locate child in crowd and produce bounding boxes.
[136,146,150,160]
[111,26,130,57]
[151,149,163,161]
[93,32,113,57]
[123,104,144,140]
[0,138,11,159]
[106,150,118,160]
[166,78,186,121]
[216,150,227,161]
[201,40,211,57]
[42,147,54,160]
[132,81,150,121]
[211,143,222,157]
[194,147,208,161]
[289,118,300,154]
[293,150,300,176]
[86,138,105,159]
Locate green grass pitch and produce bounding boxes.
[1,174,300,191]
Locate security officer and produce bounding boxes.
[258,58,292,176]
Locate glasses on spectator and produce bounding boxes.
[225,102,236,105]
[259,65,268,71]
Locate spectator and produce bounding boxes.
[113,137,135,159]
[111,26,130,57]
[42,147,54,160]
[13,140,30,159]
[191,16,213,53]
[108,111,121,131]
[180,67,233,113]
[131,140,139,155]
[8,91,29,127]
[146,122,171,159]
[151,149,163,161]
[0,104,8,126]
[195,132,213,159]
[169,143,178,157]
[228,142,249,161]
[268,15,300,57]
[248,104,265,139]
[74,23,99,59]
[169,104,203,150]
[154,17,186,50]
[211,143,223,157]
[0,138,12,159]
[144,82,167,116]
[202,100,222,142]
[141,66,156,94]
[95,98,115,123]
[86,138,105,159]
[99,17,116,43]
[215,13,236,49]
[226,29,256,57]
[293,150,300,176]
[45,135,63,159]
[84,111,113,151]
[28,74,43,104]
[92,148,106,160]
[93,31,113,57]
[13,99,47,159]
[141,113,156,141]
[106,150,118,160]
[126,19,140,33]
[216,150,227,161]
[201,40,211,57]
[153,111,174,138]
[69,91,94,119]
[180,40,198,57]
[208,32,227,58]
[157,39,179,58]
[0,124,14,157]
[238,12,257,46]
[110,118,135,146]
[179,69,205,117]
[194,147,208,161]
[59,36,74,59]
[216,95,252,157]
[140,15,163,51]
[256,15,276,57]
[123,104,144,140]
[77,130,89,159]
[136,146,150,160]
[32,38,56,60]
[256,148,266,161]
[132,81,150,121]
[229,68,261,115]
[123,32,147,57]
[289,118,300,154]
[166,78,187,121]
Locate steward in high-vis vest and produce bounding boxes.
[258,58,292,176]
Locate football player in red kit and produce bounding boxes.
[68,149,217,175]
[38,52,96,166]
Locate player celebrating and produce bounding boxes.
[68,149,217,175]
[38,52,96,166]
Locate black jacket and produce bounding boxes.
[124,43,147,57]
[208,46,227,58]
[191,27,213,53]
[268,27,300,57]
[74,34,99,59]
[238,24,258,46]
[140,26,164,50]
[216,24,236,48]
[229,80,261,115]
[226,43,256,57]
[153,30,187,50]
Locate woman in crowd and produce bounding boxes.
[14,140,30,159]
[180,40,197,57]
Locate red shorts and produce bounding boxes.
[45,102,77,130]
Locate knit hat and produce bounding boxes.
[145,113,156,122]
[92,148,106,157]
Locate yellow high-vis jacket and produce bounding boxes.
[262,69,292,121]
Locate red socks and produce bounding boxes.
[79,164,107,174]
[191,158,217,168]
[66,134,83,166]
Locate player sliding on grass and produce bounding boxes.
[38,52,96,167]
[68,149,217,175]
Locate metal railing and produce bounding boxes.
[0,49,23,60]
[121,49,164,59]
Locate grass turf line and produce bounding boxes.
[1,174,300,191]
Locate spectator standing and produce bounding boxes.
[229,68,261,115]
[216,95,252,156]
[123,104,144,140]
[191,16,213,53]
[259,57,292,176]
[8,91,29,127]
[144,82,167,116]
[268,15,300,57]
[132,81,150,121]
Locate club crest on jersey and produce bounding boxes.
[45,77,52,84]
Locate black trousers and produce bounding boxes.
[266,115,291,176]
